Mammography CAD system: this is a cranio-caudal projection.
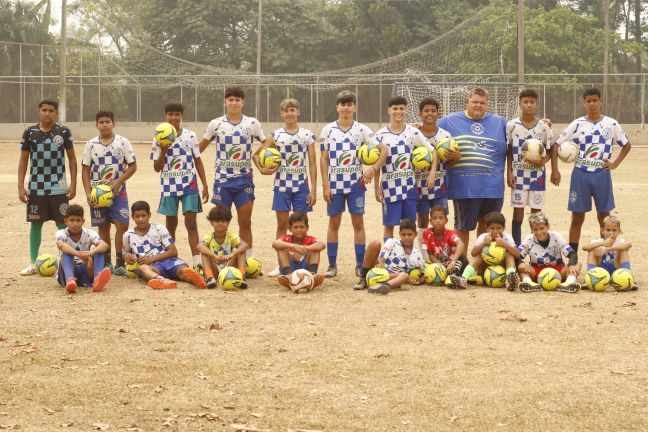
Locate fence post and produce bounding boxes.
[19,43,23,124]
[315,75,319,128]
[355,84,359,122]
[267,84,270,123]
[642,74,645,130]
[40,45,44,100]
[80,53,84,123]
[195,85,198,124]
[379,76,382,127]
[310,84,313,123]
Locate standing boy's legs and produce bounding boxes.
[325,212,342,277]
[237,200,254,255]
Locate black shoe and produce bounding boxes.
[518,281,541,293]
[556,282,580,293]
[206,277,217,289]
[368,283,390,295]
[507,272,520,292]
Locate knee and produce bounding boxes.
[351,217,365,230]
[328,217,341,230]
[184,217,198,231]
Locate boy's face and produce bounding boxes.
[210,219,230,234]
[602,222,620,240]
[280,107,300,124]
[399,228,417,247]
[65,215,84,233]
[582,95,601,116]
[132,210,151,229]
[289,220,308,238]
[430,210,448,231]
[487,223,505,238]
[38,104,57,124]
[224,96,244,115]
[530,221,549,242]
[419,104,439,125]
[388,104,407,123]
[165,111,183,130]
[466,94,488,119]
[519,97,537,116]
[96,116,115,137]
[336,101,356,118]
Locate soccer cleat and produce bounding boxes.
[507,272,520,292]
[323,266,338,278]
[518,281,542,293]
[467,275,483,286]
[179,267,206,289]
[277,275,290,288]
[312,273,324,289]
[368,282,390,295]
[20,264,37,276]
[267,266,281,277]
[105,262,114,274]
[631,283,639,291]
[113,265,127,276]
[353,277,368,290]
[448,275,467,290]
[92,268,112,293]
[556,281,581,294]
[239,280,248,289]
[148,277,177,290]
[193,264,204,277]
[65,277,77,294]
[206,277,217,289]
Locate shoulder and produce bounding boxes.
[55,228,67,238]
[436,127,451,140]
[356,122,373,134]
[278,234,292,243]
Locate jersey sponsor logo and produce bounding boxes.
[512,161,539,171]
[227,146,244,160]
[161,169,194,178]
[100,166,115,180]
[384,169,414,181]
[278,166,307,175]
[53,135,64,146]
[584,144,600,159]
[169,157,184,171]
[338,151,354,166]
[394,155,409,171]
[287,154,301,167]
[471,123,484,135]
[216,159,252,170]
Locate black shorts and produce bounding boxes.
[453,198,504,232]
[26,193,68,223]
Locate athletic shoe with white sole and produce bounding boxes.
[323,266,337,278]
[367,283,390,295]
[507,272,520,292]
[353,277,367,290]
[556,282,581,293]
[518,281,542,293]
[20,264,37,276]
[268,266,281,277]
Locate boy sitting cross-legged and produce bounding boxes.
[421,205,467,276]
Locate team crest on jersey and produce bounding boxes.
[602,128,613,140]
[114,147,124,158]
[338,151,354,166]
[471,123,484,135]
[53,135,64,147]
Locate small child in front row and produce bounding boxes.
[583,215,637,290]
[353,218,426,295]
[197,205,249,289]
[449,212,520,290]
[516,212,581,293]
[122,200,206,290]
[272,212,325,289]
[421,205,467,276]
[56,204,112,294]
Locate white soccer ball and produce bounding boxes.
[521,139,545,162]
[558,140,579,163]
[288,269,314,293]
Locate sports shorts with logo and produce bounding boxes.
[453,198,504,232]
[151,257,187,280]
[417,197,449,215]
[272,182,312,212]
[26,193,68,223]
[568,169,614,213]
[511,190,545,209]
[212,176,255,209]
[327,182,365,216]
[56,262,93,287]
[383,199,417,226]
[90,190,130,226]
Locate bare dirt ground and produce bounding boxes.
[1,141,647,432]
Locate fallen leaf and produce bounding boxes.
[250,413,262,418]
[229,424,270,432]
[622,301,636,307]
[92,423,110,431]
[449,416,459,423]
[610,370,633,375]
[128,384,143,389]
[129,298,142,302]
[118,328,128,333]
[500,313,527,322]
[61,422,74,427]
[196,372,209,380]
[374,353,391,358]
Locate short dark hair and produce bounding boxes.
[419,97,440,112]
[388,96,407,107]
[225,86,245,99]
[429,205,448,217]
[65,204,84,218]
[288,212,309,226]
[131,201,151,215]
[399,218,417,232]
[484,211,506,227]
[38,99,58,110]
[207,204,232,222]
[95,110,115,123]
[519,89,538,100]
[336,90,356,105]
[164,102,184,113]
[582,87,601,99]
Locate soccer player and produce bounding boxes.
[18,99,77,275]
[373,96,435,240]
[319,90,376,277]
[506,89,553,246]
[552,88,631,254]
[55,204,112,294]
[421,205,467,276]
[198,87,271,260]
[82,110,137,275]
[152,102,209,274]
[122,201,206,290]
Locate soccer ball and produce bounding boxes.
[154,122,177,147]
[90,184,114,208]
[288,269,315,293]
[521,138,545,161]
[558,140,579,163]
[611,268,634,292]
[424,263,447,285]
[259,147,282,169]
[435,137,459,161]
[245,257,262,279]
[411,146,432,170]
[218,266,244,291]
[125,262,139,280]
[366,267,390,287]
[483,265,506,288]
[538,267,562,291]
[408,268,423,284]
[481,242,505,266]
[35,253,58,277]
[357,143,380,165]
[585,267,610,292]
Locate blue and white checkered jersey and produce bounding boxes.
[506,118,552,191]
[55,227,102,265]
[374,125,431,203]
[151,128,201,197]
[589,237,628,267]
[319,121,373,194]
[123,223,174,258]
[82,134,136,193]
[518,231,573,266]
[203,115,266,183]
[555,116,628,173]
[416,127,452,200]
[272,127,316,193]
[379,238,426,274]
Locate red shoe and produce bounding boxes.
[148,278,177,290]
[277,275,290,288]
[179,267,206,289]
[312,273,324,289]
[65,277,77,294]
[92,268,112,293]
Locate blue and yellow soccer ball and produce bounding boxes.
[424,263,447,285]
[357,143,380,165]
[435,137,459,161]
[408,268,423,284]
[154,122,177,147]
[35,253,58,277]
[538,267,562,291]
[483,265,506,288]
[611,268,634,292]
[218,266,244,291]
[366,267,389,287]
[411,146,432,170]
[245,257,262,279]
[90,184,114,208]
[125,262,140,280]
[585,267,611,292]
[481,242,505,266]
[260,147,282,169]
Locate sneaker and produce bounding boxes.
[193,264,205,277]
[239,280,248,289]
[518,281,542,293]
[631,283,639,291]
[312,274,324,289]
[467,275,483,286]
[106,262,114,274]
[277,275,290,288]
[179,267,206,289]
[65,277,77,294]
[507,272,520,292]
[355,265,362,277]
[448,275,467,290]
[206,277,217,289]
[556,282,581,294]
[92,268,112,293]
[20,264,37,276]
[148,277,177,290]
[368,283,390,295]
[113,265,127,276]
[268,266,281,277]
[324,266,338,278]
[353,277,368,290]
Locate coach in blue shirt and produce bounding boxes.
[437,87,508,250]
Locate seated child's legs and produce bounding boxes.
[138,263,162,281]
[361,240,382,269]
[387,272,409,289]
[616,249,630,270]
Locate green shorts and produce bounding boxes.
[158,194,202,216]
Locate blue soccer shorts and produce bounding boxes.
[90,190,129,226]
[212,177,255,209]
[57,263,93,288]
[383,199,417,226]
[568,168,614,213]
[417,196,449,215]
[327,183,366,216]
[151,257,187,280]
[272,182,312,212]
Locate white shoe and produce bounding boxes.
[268,266,281,277]
[20,263,37,276]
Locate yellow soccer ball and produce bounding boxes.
[538,267,562,291]
[482,242,505,266]
[245,257,262,279]
[521,138,546,161]
[611,268,634,292]
[357,143,380,165]
[366,267,389,287]
[411,146,432,170]
[259,147,282,169]
[125,262,140,280]
[35,253,58,277]
[218,266,244,291]
[483,265,506,288]
[408,268,423,284]
[435,137,459,161]
[90,184,114,208]
[424,263,447,285]
[154,122,177,147]
[585,267,611,292]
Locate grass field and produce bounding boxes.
[1,142,647,431]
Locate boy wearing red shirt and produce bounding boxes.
[421,205,467,276]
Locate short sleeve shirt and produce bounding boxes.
[82,134,136,194]
[123,223,174,258]
[588,237,628,267]
[475,232,516,248]
[379,238,426,274]
[55,227,102,265]
[272,127,316,193]
[416,127,452,200]
[421,228,460,263]
[20,123,74,195]
[518,231,573,265]
[278,234,319,263]
[200,231,241,256]
[506,118,552,191]
[151,128,201,197]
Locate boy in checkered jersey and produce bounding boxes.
[198,87,271,260]
[122,201,206,290]
[373,96,435,240]
[319,90,377,277]
[506,89,552,245]
[551,88,632,254]
[18,99,77,276]
[82,110,137,276]
[152,102,209,274]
